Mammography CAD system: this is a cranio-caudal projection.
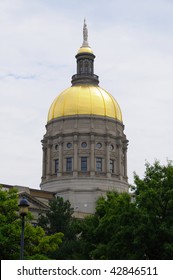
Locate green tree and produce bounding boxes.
[38,196,74,234]
[77,192,141,259]
[24,225,63,259]
[38,196,82,259]
[77,160,173,260]
[0,187,21,259]
[134,160,173,259]
[0,186,63,259]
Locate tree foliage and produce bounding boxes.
[134,160,173,259]
[38,196,74,235]
[0,187,21,259]
[0,186,63,260]
[38,196,81,259]
[24,225,63,259]
[1,160,173,260]
[77,160,173,259]
[77,192,141,259]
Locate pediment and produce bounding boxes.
[18,191,50,212]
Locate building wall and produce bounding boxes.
[1,184,55,223]
[40,115,128,215]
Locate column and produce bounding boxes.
[106,138,111,178]
[124,149,127,178]
[47,142,52,179]
[117,139,122,180]
[58,137,63,176]
[90,134,95,176]
[123,140,128,180]
[73,134,78,177]
[41,146,46,180]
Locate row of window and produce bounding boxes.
[55,142,115,150]
[54,158,115,173]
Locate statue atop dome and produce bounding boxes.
[82,18,89,47]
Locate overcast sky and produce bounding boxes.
[0,0,173,189]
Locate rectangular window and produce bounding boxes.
[81,157,87,172]
[66,157,72,172]
[55,159,59,173]
[110,159,114,173]
[96,157,102,172]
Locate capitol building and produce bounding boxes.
[3,21,129,219]
[40,20,129,217]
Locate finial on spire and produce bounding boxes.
[82,18,89,47]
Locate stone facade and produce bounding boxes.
[40,115,128,216]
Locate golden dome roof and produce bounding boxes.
[48,85,122,122]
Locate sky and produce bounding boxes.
[0,0,173,189]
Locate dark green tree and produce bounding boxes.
[38,196,82,259]
[134,160,173,259]
[38,196,74,234]
[77,160,173,260]
[77,192,141,259]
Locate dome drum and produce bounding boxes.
[41,114,128,185]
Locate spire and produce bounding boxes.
[82,18,89,47]
[71,20,99,86]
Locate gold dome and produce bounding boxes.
[48,85,122,122]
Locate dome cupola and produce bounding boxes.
[48,20,122,123]
[71,19,99,86]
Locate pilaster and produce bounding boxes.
[57,137,63,177]
[90,134,95,176]
[41,145,47,180]
[47,141,52,179]
[106,137,111,178]
[117,139,122,180]
[73,134,78,177]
